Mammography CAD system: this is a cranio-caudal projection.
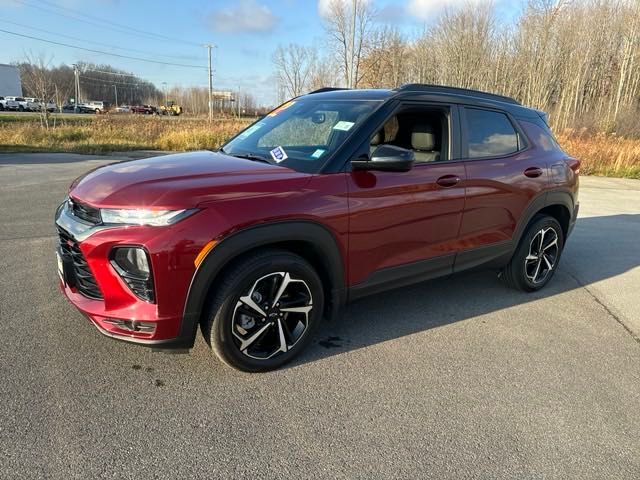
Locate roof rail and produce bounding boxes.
[395,84,520,105]
[307,87,350,95]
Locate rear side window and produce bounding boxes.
[464,108,519,158]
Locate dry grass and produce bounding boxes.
[0,115,251,154]
[557,130,640,179]
[1,115,639,179]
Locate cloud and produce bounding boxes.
[407,0,492,20]
[207,0,277,34]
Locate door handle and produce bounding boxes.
[524,167,544,178]
[436,175,460,188]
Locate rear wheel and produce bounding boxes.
[203,250,324,372]
[502,215,564,292]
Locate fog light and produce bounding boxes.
[111,247,155,302]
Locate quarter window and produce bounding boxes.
[464,108,519,158]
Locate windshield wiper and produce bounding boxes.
[224,152,273,164]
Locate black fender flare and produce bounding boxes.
[175,221,346,348]
[513,189,575,247]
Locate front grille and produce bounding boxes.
[57,227,103,300]
[70,199,101,224]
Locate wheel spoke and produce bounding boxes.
[533,258,542,282]
[542,236,558,251]
[275,318,288,354]
[280,305,313,314]
[525,253,539,262]
[272,272,291,307]
[238,323,271,352]
[543,254,554,270]
[239,295,266,317]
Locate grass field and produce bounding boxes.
[0,113,251,154]
[0,113,638,178]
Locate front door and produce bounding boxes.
[347,103,466,293]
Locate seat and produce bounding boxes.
[370,130,384,156]
[411,124,440,162]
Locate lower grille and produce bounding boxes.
[57,227,103,300]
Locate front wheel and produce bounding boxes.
[502,215,564,292]
[203,250,324,372]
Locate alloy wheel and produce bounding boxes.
[524,227,559,284]
[231,272,313,360]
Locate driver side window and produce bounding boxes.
[369,107,449,163]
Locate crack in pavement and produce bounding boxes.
[565,269,640,345]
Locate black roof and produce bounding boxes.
[305,84,538,118]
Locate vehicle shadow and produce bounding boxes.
[292,214,640,368]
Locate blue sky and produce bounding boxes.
[1,0,523,105]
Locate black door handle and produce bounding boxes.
[524,167,543,178]
[436,175,460,188]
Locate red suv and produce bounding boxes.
[55,85,579,371]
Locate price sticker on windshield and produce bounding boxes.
[270,146,288,163]
[333,121,354,131]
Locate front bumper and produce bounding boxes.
[54,201,203,348]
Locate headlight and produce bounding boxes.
[100,208,197,226]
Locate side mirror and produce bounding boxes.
[352,145,415,172]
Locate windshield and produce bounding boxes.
[222,98,381,173]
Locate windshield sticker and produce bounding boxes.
[237,122,264,139]
[270,146,288,163]
[333,121,354,131]
[311,149,325,159]
[268,100,296,117]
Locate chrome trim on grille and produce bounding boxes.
[55,200,114,242]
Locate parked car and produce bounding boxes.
[5,96,28,111]
[131,104,157,114]
[114,105,131,113]
[24,97,41,112]
[79,101,107,114]
[62,104,77,113]
[0,96,20,111]
[54,84,580,372]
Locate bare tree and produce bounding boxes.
[272,44,316,100]
[20,54,57,129]
[323,0,376,88]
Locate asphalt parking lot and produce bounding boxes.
[1,153,639,479]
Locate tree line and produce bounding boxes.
[17,59,259,116]
[273,0,640,134]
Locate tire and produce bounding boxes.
[502,215,564,292]
[18,105,24,112]
[202,250,324,372]
[0,104,4,111]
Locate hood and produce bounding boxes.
[69,150,311,209]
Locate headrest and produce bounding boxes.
[371,130,384,146]
[411,124,436,151]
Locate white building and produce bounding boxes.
[0,64,22,96]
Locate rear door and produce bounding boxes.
[456,106,548,271]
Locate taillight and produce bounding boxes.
[567,158,581,175]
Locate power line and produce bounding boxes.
[13,0,202,48]
[3,19,203,63]
[0,28,208,69]
[79,75,154,87]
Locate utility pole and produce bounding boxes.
[205,44,214,123]
[72,63,80,112]
[113,84,118,107]
[162,81,167,105]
